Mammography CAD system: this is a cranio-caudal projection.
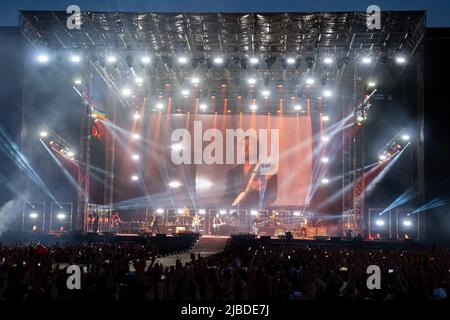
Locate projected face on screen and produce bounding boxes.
[116,114,313,208]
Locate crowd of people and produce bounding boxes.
[0,238,449,300]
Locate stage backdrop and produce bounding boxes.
[117,114,313,208]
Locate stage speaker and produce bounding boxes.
[314,236,329,241]
[330,237,342,243]
[156,233,167,239]
[260,236,271,241]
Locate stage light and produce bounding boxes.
[29,212,39,219]
[293,211,301,216]
[39,130,48,138]
[199,103,208,111]
[219,209,227,215]
[178,56,188,64]
[57,213,66,220]
[323,115,330,122]
[306,78,315,85]
[70,54,81,63]
[131,154,140,161]
[321,157,329,163]
[375,219,385,226]
[262,90,270,97]
[67,151,74,158]
[156,103,164,110]
[213,57,224,65]
[135,77,143,84]
[133,112,141,120]
[156,208,164,214]
[250,209,258,216]
[131,175,139,181]
[323,57,333,65]
[181,89,190,96]
[368,81,376,87]
[191,77,200,85]
[168,180,182,188]
[36,53,49,63]
[141,55,151,64]
[132,134,140,140]
[362,57,372,64]
[249,57,259,65]
[395,56,406,64]
[106,55,116,64]
[294,104,302,111]
[323,90,332,97]
[250,104,258,111]
[286,57,296,65]
[357,115,365,122]
[199,209,206,215]
[121,87,132,97]
[74,78,82,85]
[321,178,329,184]
[403,219,412,227]
[321,136,330,142]
[401,134,410,141]
[171,143,183,151]
[379,154,387,160]
[247,78,256,85]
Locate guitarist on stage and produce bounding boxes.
[191,214,204,233]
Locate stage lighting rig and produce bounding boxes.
[40,128,77,160]
[355,89,377,124]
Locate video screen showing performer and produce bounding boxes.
[222,136,277,209]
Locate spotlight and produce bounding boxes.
[106,55,116,64]
[250,104,258,111]
[375,219,385,226]
[131,175,139,181]
[57,213,66,220]
[286,57,296,65]
[395,56,406,64]
[368,81,376,88]
[199,209,206,215]
[323,115,330,122]
[321,136,330,142]
[357,115,365,122]
[132,134,140,140]
[29,213,39,219]
[181,89,190,96]
[294,104,302,111]
[74,78,82,85]
[250,209,258,216]
[249,57,259,65]
[321,178,329,184]
[36,53,49,63]
[379,154,387,160]
[262,90,270,97]
[306,78,315,85]
[401,134,410,141]
[199,103,208,111]
[323,57,333,65]
[197,178,212,189]
[67,151,75,158]
[191,77,200,85]
[156,103,164,110]
[39,131,48,138]
[171,143,183,151]
[219,209,227,215]
[156,208,164,214]
[141,55,151,64]
[133,111,141,120]
[247,78,256,85]
[213,57,224,65]
[131,154,140,161]
[135,77,144,84]
[293,211,301,216]
[362,57,372,64]
[323,90,332,98]
[70,54,81,63]
[321,157,329,163]
[121,87,132,97]
[178,56,188,64]
[403,219,412,227]
[168,180,182,188]
[177,208,184,214]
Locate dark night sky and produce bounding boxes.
[0,0,449,27]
